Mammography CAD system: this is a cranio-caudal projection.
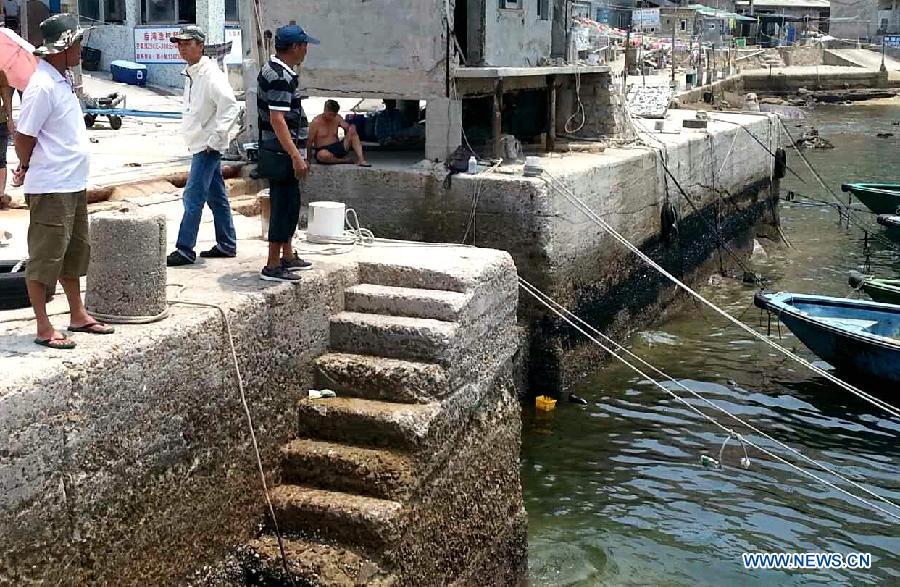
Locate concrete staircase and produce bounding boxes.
[762,52,785,69]
[239,255,519,585]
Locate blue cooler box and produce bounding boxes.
[110,60,147,86]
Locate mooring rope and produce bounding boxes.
[541,170,900,421]
[519,277,900,520]
[171,299,295,582]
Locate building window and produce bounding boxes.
[79,0,126,23]
[142,0,195,24]
[680,19,687,31]
[537,0,549,20]
[225,0,239,22]
[500,0,521,9]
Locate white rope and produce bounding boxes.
[461,161,502,244]
[519,276,900,518]
[564,66,586,135]
[517,278,900,523]
[541,170,900,421]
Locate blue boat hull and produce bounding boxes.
[755,293,900,385]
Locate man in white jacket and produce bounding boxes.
[167,25,241,266]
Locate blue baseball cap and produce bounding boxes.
[275,24,320,46]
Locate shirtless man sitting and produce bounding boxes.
[307,100,371,167]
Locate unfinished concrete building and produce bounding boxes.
[241,0,617,160]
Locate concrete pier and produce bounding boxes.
[298,109,781,389]
[0,234,526,585]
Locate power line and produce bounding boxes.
[519,277,900,523]
[541,169,900,421]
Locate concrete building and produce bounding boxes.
[573,0,635,29]
[737,0,831,43]
[831,0,898,41]
[241,0,614,161]
[75,0,239,88]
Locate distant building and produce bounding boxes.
[736,0,830,44]
[74,0,241,88]
[574,0,636,29]
[831,0,899,41]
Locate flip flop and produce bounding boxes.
[68,322,115,335]
[357,162,373,168]
[34,335,77,350]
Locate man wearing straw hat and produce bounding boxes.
[14,13,114,349]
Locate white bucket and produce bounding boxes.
[308,201,346,240]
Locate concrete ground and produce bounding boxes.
[2,72,192,206]
[0,194,486,360]
[825,48,900,76]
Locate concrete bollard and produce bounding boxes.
[86,211,168,323]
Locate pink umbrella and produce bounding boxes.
[0,27,38,91]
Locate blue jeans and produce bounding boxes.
[175,150,236,261]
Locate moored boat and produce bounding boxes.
[840,182,900,215]
[849,271,900,305]
[754,291,900,384]
[876,214,900,241]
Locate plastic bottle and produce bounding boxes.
[467,156,478,174]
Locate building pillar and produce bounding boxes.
[425,97,463,162]
[197,0,225,43]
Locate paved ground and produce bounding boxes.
[2,72,194,206]
[825,48,900,72]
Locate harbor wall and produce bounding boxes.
[300,111,780,390]
[0,246,527,584]
[0,266,350,584]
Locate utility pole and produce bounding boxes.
[671,11,676,86]
[881,35,888,72]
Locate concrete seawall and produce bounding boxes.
[301,110,780,390]
[0,242,526,584]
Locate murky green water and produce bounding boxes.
[523,103,900,586]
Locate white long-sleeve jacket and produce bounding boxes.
[181,56,239,154]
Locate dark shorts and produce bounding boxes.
[0,122,8,167]
[313,141,348,161]
[25,191,90,287]
[268,178,301,243]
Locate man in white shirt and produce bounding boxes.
[166,25,241,267]
[14,13,114,349]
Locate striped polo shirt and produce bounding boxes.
[256,55,306,152]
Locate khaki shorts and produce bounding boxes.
[25,191,90,287]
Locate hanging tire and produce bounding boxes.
[0,260,30,310]
[108,115,123,130]
[774,148,787,180]
[84,113,96,128]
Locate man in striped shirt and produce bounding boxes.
[256,24,317,282]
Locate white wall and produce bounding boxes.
[247,0,450,100]
[81,0,227,89]
[483,0,553,66]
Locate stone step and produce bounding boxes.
[329,312,459,364]
[297,396,439,451]
[344,284,471,322]
[244,535,398,586]
[269,485,404,552]
[314,352,451,404]
[281,439,417,501]
[357,261,471,293]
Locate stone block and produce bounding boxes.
[344,284,471,322]
[268,485,403,551]
[281,439,416,501]
[329,312,459,364]
[314,352,452,404]
[241,536,397,586]
[85,211,168,322]
[295,397,440,451]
